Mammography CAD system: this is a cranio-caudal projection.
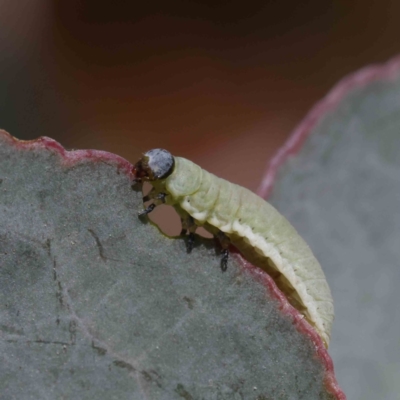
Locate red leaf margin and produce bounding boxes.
[12,55,400,396]
[0,130,134,177]
[257,55,400,199]
[1,128,347,398]
[12,58,398,400]
[234,251,347,400]
[253,54,400,400]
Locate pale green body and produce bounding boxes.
[153,156,334,347]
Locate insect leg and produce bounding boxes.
[179,214,197,252]
[216,231,231,272]
[142,187,156,203]
[138,203,156,216]
[187,233,196,253]
[180,218,188,236]
[156,192,167,203]
[139,189,168,216]
[186,217,197,253]
[143,188,168,203]
[221,250,229,272]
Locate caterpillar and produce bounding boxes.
[133,148,334,348]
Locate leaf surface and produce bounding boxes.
[0,131,341,399]
[261,56,400,400]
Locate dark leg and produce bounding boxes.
[186,216,197,253]
[216,231,231,272]
[180,217,188,236]
[142,187,156,204]
[221,249,229,272]
[179,214,197,252]
[142,194,151,202]
[140,190,167,216]
[143,190,167,204]
[156,192,167,203]
[187,232,196,253]
[138,203,156,216]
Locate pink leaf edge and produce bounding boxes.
[1,127,347,397]
[257,54,400,199]
[233,251,346,400]
[250,54,400,400]
[0,130,134,178]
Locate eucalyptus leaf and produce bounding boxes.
[0,132,341,399]
[264,56,400,400]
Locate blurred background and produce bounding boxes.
[1,1,400,398]
[1,0,400,190]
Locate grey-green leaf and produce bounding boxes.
[0,132,341,399]
[264,56,400,400]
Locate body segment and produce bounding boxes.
[133,150,334,347]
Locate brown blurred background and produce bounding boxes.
[1,0,399,191]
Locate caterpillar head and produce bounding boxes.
[133,148,175,182]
